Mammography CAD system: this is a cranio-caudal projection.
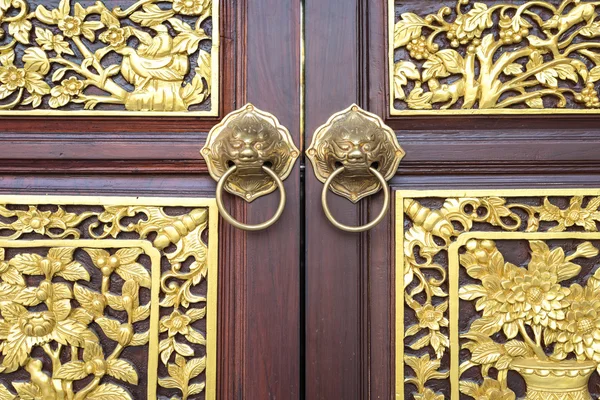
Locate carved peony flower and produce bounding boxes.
[414,388,444,400]
[0,301,97,371]
[416,302,448,331]
[0,65,26,90]
[502,267,569,329]
[99,27,127,48]
[58,16,83,37]
[173,0,211,16]
[556,284,600,362]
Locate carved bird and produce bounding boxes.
[117,25,188,91]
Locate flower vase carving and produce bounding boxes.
[459,239,600,400]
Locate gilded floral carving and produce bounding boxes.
[399,192,600,400]
[391,0,600,113]
[0,0,217,114]
[0,198,216,400]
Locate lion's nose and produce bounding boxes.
[347,149,364,163]
[240,147,257,160]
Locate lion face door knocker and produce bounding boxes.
[201,104,299,231]
[307,104,405,232]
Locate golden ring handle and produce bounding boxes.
[216,165,286,231]
[321,166,390,233]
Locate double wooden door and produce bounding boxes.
[1,0,600,399]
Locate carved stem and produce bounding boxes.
[518,320,548,360]
[49,58,127,99]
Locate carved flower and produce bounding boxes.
[99,27,127,48]
[0,301,97,371]
[173,0,211,16]
[556,284,600,362]
[160,308,206,344]
[414,388,444,400]
[161,310,191,336]
[0,65,26,90]
[50,77,85,109]
[538,196,600,231]
[416,302,448,331]
[14,207,51,234]
[503,266,569,329]
[58,16,83,37]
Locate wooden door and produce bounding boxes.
[0,0,301,399]
[305,1,600,399]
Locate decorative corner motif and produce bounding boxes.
[201,103,299,202]
[390,0,600,115]
[397,190,600,400]
[0,0,219,115]
[0,196,218,400]
[307,104,404,203]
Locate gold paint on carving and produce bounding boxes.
[389,0,600,115]
[396,189,600,400]
[0,0,219,115]
[0,195,218,400]
[202,103,299,202]
[307,104,404,203]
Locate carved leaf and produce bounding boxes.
[107,359,138,384]
[55,361,87,380]
[22,48,50,75]
[130,4,175,27]
[464,3,493,32]
[394,61,419,100]
[503,63,523,76]
[87,383,133,400]
[394,13,427,48]
[505,340,533,357]
[0,384,14,400]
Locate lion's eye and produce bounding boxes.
[255,142,264,150]
[231,141,243,149]
[363,144,371,151]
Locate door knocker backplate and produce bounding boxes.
[307,104,405,232]
[201,104,299,231]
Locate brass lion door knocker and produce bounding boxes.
[307,104,405,233]
[202,104,299,231]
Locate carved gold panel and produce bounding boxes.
[397,190,600,400]
[389,0,600,115]
[0,195,218,399]
[0,0,219,115]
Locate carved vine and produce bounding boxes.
[393,0,600,111]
